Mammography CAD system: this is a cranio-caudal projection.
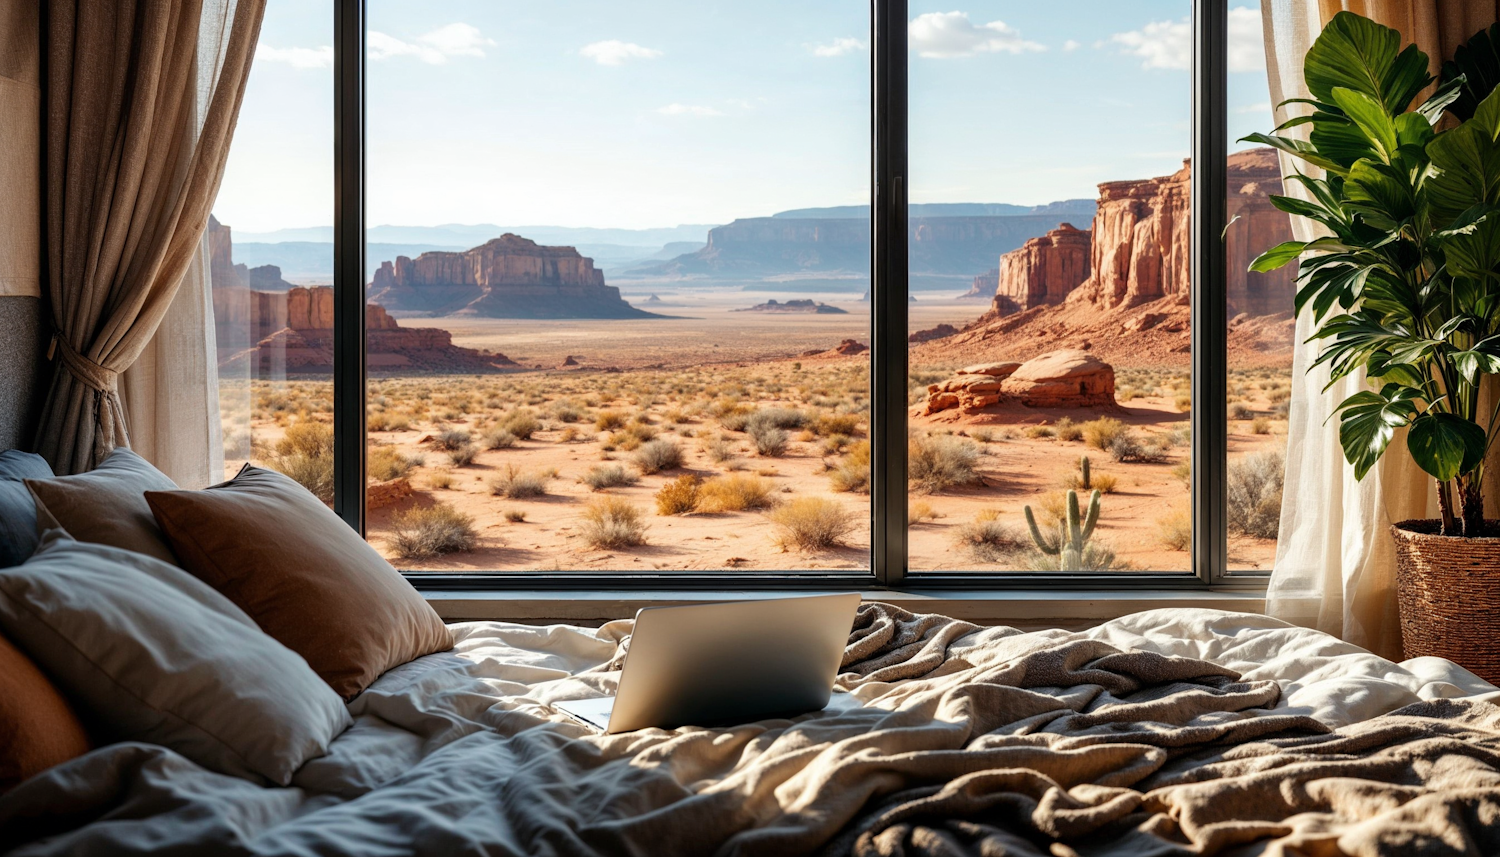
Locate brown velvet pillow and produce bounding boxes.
[0,632,91,793]
[145,466,453,701]
[25,447,179,565]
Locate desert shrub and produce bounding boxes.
[488,464,549,499]
[1024,543,1118,571]
[908,434,983,493]
[390,503,476,560]
[367,411,390,432]
[1109,431,1170,464]
[1157,510,1192,550]
[427,470,455,490]
[1081,418,1127,451]
[700,474,777,512]
[1055,418,1083,442]
[954,519,1026,563]
[768,497,857,551]
[702,435,738,464]
[1251,417,1271,435]
[1229,402,1254,421]
[908,500,941,525]
[654,475,701,515]
[595,410,626,431]
[1033,490,1069,526]
[367,445,416,482]
[633,438,684,474]
[579,496,648,549]
[503,508,527,522]
[502,411,540,440]
[746,408,806,432]
[828,441,871,494]
[748,423,788,457]
[446,444,479,467]
[267,420,334,503]
[551,402,583,423]
[482,427,518,449]
[814,413,861,437]
[1024,425,1055,439]
[820,434,852,455]
[970,428,994,444]
[1227,451,1284,539]
[582,463,637,491]
[433,429,471,451]
[1091,473,1119,493]
[1171,462,1192,485]
[717,408,753,432]
[1174,395,1193,413]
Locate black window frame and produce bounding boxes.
[329,0,1265,592]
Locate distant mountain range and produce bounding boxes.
[770,200,1096,219]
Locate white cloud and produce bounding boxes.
[367,23,495,64]
[908,12,1044,59]
[1235,101,1273,115]
[812,37,868,57]
[581,40,663,66]
[1108,8,1264,72]
[255,43,334,69]
[1062,39,1080,52]
[656,103,724,117]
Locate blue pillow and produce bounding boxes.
[0,450,53,567]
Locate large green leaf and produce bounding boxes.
[1331,87,1400,161]
[1241,132,1352,176]
[1250,241,1308,272]
[1418,74,1467,126]
[1437,206,1500,280]
[1304,12,1432,114]
[1337,385,1420,479]
[1441,23,1500,121]
[1344,160,1417,229]
[1407,412,1487,481]
[1426,87,1500,224]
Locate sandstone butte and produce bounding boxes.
[982,147,1295,322]
[207,217,517,374]
[368,234,658,319]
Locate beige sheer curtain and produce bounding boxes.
[34,0,265,476]
[1265,0,1497,661]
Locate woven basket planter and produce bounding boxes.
[1390,520,1500,684]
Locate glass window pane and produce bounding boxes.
[905,1,1193,573]
[363,1,871,573]
[212,1,335,500]
[1226,0,1290,571]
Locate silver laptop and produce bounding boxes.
[555,594,861,734]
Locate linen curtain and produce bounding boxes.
[1264,0,1499,661]
[34,0,264,476]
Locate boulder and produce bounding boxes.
[956,362,1021,378]
[834,339,868,355]
[1001,349,1116,407]
[908,323,959,343]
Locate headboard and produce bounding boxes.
[0,0,43,450]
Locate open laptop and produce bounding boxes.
[554,593,861,734]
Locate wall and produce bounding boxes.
[0,0,44,450]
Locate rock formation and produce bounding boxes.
[993,223,1092,315]
[368,234,655,319]
[975,148,1295,321]
[908,323,959,344]
[732,299,848,314]
[964,269,999,298]
[920,350,1115,415]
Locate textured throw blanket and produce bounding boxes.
[2,604,1499,856]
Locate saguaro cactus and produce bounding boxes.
[1024,489,1101,571]
[1079,455,1091,489]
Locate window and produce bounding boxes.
[212,0,1266,588]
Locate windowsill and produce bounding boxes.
[425,588,1266,625]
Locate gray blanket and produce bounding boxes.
[2,604,1498,856]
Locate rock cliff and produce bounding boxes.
[368,234,655,319]
[977,148,1295,320]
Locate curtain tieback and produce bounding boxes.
[51,335,118,394]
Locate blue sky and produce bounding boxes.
[215,1,1273,233]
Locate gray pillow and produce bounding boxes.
[25,447,179,565]
[0,531,352,785]
[0,451,52,568]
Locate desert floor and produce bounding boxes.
[222,288,1289,574]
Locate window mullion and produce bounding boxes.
[1191,0,1229,583]
[333,0,367,536]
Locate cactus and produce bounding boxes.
[1079,455,1091,489]
[1024,489,1101,571]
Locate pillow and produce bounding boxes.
[146,465,454,701]
[25,448,178,565]
[0,531,352,785]
[0,631,91,793]
[0,451,53,568]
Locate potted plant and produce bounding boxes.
[1247,11,1500,681]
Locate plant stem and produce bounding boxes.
[1437,478,1458,536]
[1460,471,1486,537]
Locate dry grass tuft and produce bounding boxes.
[699,473,777,512]
[768,497,857,551]
[390,503,477,560]
[908,434,983,493]
[633,438,684,474]
[1157,510,1192,550]
[579,496,648,549]
[828,441,870,493]
[1081,418,1127,451]
[654,475,701,515]
[954,518,1026,563]
[582,463,637,491]
[488,463,550,499]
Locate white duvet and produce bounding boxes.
[1,607,1495,856]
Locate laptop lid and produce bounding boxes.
[601,593,861,734]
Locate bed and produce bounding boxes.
[2,604,1499,856]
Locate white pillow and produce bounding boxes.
[0,530,352,785]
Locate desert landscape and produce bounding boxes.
[212,148,1295,575]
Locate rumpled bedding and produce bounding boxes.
[1,606,1497,857]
